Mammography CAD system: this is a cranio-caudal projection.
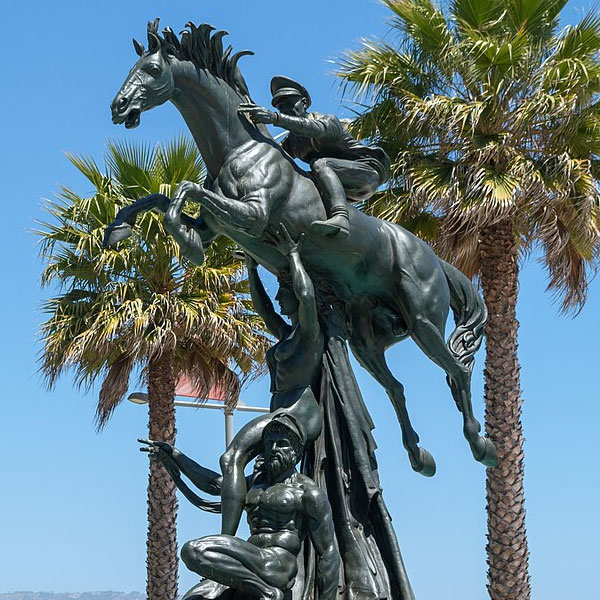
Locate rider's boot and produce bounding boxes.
[311,204,350,238]
[310,160,350,238]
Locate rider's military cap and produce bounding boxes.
[270,76,312,108]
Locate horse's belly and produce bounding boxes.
[205,151,449,315]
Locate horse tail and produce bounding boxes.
[440,260,487,372]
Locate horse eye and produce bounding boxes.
[147,64,161,77]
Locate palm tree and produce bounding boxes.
[335,1,600,598]
[37,138,269,600]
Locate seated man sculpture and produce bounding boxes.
[140,411,340,600]
[238,76,390,238]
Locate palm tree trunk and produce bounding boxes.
[146,348,178,600]
[479,220,530,600]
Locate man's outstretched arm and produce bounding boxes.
[140,438,223,494]
[139,440,221,513]
[274,113,343,141]
[303,485,340,600]
[171,448,223,496]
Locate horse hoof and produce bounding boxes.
[474,437,498,468]
[411,447,436,477]
[183,248,205,267]
[103,222,132,247]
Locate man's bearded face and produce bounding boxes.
[263,430,300,477]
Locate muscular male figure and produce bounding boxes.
[140,412,339,600]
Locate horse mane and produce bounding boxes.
[145,18,253,99]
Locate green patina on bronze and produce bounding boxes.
[107,19,497,600]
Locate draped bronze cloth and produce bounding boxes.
[299,306,415,600]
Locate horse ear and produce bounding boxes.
[147,31,161,53]
[132,38,145,57]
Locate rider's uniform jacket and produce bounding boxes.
[278,112,390,180]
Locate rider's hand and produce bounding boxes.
[238,103,278,125]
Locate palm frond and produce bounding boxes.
[450,0,505,34]
[504,0,567,38]
[385,0,454,59]
[105,139,157,198]
[337,0,600,312]
[38,138,270,427]
[336,40,436,99]
[97,353,136,429]
[553,11,600,61]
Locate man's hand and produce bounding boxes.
[139,439,182,480]
[139,438,174,463]
[238,102,278,125]
[264,223,304,257]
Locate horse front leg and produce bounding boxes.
[103,193,170,247]
[171,181,270,239]
[162,182,219,266]
[103,189,215,266]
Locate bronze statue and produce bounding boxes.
[140,412,340,600]
[238,76,390,238]
[106,19,499,600]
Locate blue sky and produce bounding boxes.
[1,1,598,599]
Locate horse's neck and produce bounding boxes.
[170,62,256,179]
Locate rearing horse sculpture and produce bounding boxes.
[106,19,497,476]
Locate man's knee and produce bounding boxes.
[181,539,210,570]
[311,158,332,173]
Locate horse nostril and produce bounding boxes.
[118,97,129,111]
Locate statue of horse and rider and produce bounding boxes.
[105,19,497,480]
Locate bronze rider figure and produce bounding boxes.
[239,76,390,238]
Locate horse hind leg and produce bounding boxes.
[410,315,498,468]
[350,338,437,477]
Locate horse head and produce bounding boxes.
[111,19,255,127]
[110,19,177,128]
[111,19,258,177]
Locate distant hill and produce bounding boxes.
[0,594,144,600]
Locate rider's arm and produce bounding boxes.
[288,249,320,341]
[247,258,290,340]
[275,113,343,142]
[303,485,340,600]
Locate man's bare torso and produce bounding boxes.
[246,472,314,556]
